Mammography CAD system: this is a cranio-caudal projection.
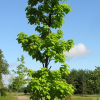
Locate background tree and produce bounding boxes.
[89,66,100,94]
[8,84,13,92]
[61,67,100,95]
[0,49,9,96]
[94,66,100,94]
[85,70,93,94]
[66,69,78,86]
[0,49,9,86]
[65,69,93,95]
[17,0,75,100]
[1,87,8,96]
[11,55,29,95]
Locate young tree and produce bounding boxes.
[17,0,75,100]
[11,55,29,94]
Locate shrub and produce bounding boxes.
[1,87,8,96]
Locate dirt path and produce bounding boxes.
[15,96,31,100]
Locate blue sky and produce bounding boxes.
[0,0,100,85]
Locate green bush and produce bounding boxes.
[1,87,8,96]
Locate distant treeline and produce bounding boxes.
[62,66,100,95]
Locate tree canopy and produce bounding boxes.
[0,49,9,87]
[17,0,74,70]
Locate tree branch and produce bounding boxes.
[48,66,52,71]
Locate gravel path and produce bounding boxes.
[15,96,31,100]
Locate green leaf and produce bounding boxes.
[17,0,75,99]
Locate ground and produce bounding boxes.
[15,95,30,100]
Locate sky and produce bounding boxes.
[0,0,100,85]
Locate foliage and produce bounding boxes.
[0,49,9,87]
[17,0,75,100]
[28,67,74,100]
[66,69,91,95]
[64,67,100,95]
[17,0,74,69]
[20,87,27,92]
[11,55,29,92]
[89,66,100,94]
[0,49,9,74]
[8,84,13,92]
[1,87,8,96]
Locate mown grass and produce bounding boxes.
[0,92,17,100]
[24,93,100,100]
[42,94,100,100]
[69,94,100,100]
[1,92,100,100]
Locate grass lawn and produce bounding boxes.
[69,94,100,100]
[1,92,100,100]
[0,92,17,100]
[24,93,100,100]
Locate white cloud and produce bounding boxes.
[64,43,93,60]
